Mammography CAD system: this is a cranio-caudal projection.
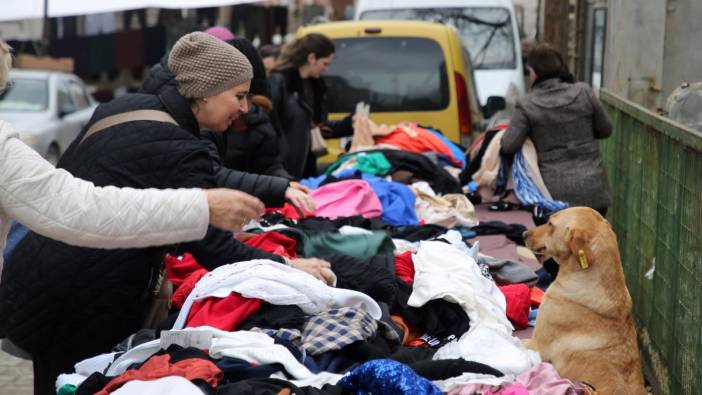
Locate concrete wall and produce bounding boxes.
[603,0,667,109]
[513,0,540,39]
[661,0,702,108]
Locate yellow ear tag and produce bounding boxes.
[578,249,589,269]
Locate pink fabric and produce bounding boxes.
[489,383,529,395]
[311,180,382,219]
[204,26,235,41]
[516,362,583,395]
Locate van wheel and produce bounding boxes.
[46,144,61,167]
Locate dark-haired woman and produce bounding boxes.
[501,44,613,216]
[268,33,352,178]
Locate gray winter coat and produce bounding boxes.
[501,79,613,209]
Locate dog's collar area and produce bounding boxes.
[578,249,589,269]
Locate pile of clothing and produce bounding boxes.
[56,126,591,395]
[461,124,568,214]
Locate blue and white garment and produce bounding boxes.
[512,152,568,214]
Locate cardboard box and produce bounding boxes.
[14,54,74,73]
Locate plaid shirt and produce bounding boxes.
[253,307,399,356]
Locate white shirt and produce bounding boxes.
[174,259,382,329]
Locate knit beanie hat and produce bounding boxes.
[169,32,253,99]
[226,38,268,97]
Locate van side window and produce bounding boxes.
[324,37,449,113]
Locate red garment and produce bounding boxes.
[530,287,545,308]
[499,284,531,330]
[171,269,207,309]
[97,354,222,395]
[244,232,298,259]
[394,251,415,284]
[266,203,315,219]
[186,292,261,331]
[375,125,458,163]
[165,253,205,288]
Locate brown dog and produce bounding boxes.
[523,207,646,394]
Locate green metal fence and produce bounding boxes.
[598,89,702,395]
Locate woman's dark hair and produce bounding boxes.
[226,37,268,97]
[273,33,335,71]
[259,44,280,59]
[527,44,566,79]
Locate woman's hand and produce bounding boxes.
[289,181,312,194]
[205,189,264,231]
[285,186,317,213]
[291,258,336,286]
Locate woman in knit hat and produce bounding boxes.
[202,37,300,183]
[0,32,334,394]
[141,34,316,216]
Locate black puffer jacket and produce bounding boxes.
[0,87,285,364]
[268,68,353,178]
[203,103,294,180]
[142,62,290,205]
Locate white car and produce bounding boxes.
[0,69,97,165]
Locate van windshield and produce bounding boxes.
[324,37,449,113]
[361,7,516,70]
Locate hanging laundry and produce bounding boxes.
[311,179,382,220]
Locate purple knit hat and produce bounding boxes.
[204,26,235,41]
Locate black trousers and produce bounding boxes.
[33,349,85,395]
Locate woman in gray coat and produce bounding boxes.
[501,44,613,215]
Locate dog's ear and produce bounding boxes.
[567,227,594,269]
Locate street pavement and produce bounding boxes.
[0,351,33,393]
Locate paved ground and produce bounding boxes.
[0,351,33,394]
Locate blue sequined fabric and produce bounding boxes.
[337,359,442,395]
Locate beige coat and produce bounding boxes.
[0,120,209,271]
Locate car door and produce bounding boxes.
[58,76,94,151]
[54,77,82,153]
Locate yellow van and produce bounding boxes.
[297,20,503,163]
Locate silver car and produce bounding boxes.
[0,69,97,165]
